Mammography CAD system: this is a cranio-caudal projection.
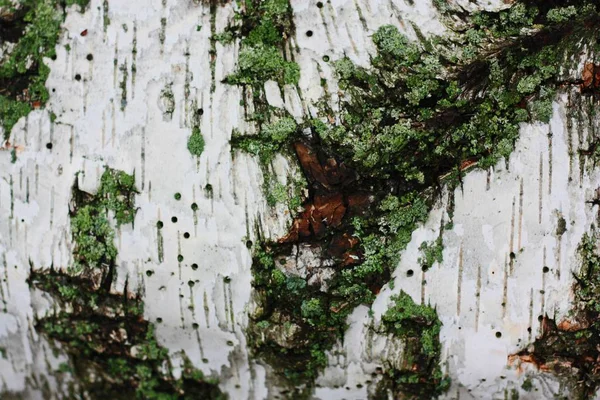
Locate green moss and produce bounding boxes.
[418,237,444,272]
[239,0,600,395]
[518,229,600,397]
[379,292,449,398]
[0,97,32,138]
[97,168,138,226]
[65,0,90,11]
[69,168,136,274]
[231,117,302,210]
[226,45,299,87]
[30,165,224,399]
[546,6,578,23]
[212,30,235,45]
[521,378,533,391]
[224,0,299,89]
[0,0,86,139]
[70,205,117,272]
[188,126,205,156]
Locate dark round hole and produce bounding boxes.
[306,30,313,37]
[224,276,231,283]
[75,74,82,81]
[184,232,190,239]
[421,265,429,272]
[527,327,532,333]
[509,252,516,260]
[226,340,234,346]
[191,263,198,270]
[538,315,543,322]
[202,358,209,363]
[174,192,181,200]
[406,269,414,277]
[177,255,184,262]
[542,266,549,273]
[146,270,154,277]
[46,143,53,150]
[157,221,164,229]
[322,55,330,62]
[495,331,502,338]
[188,280,195,287]
[86,54,94,61]
[157,317,163,323]
[192,322,199,329]
[246,240,253,249]
[171,216,178,223]
[191,203,198,211]
[52,88,56,92]
[51,54,57,61]
[197,108,204,116]
[317,1,324,8]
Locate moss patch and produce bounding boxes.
[375,292,449,399]
[515,228,600,398]
[188,126,205,157]
[0,0,87,139]
[232,0,600,396]
[29,167,224,399]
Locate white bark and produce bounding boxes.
[0,0,593,398]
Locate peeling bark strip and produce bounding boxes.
[222,0,600,396]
